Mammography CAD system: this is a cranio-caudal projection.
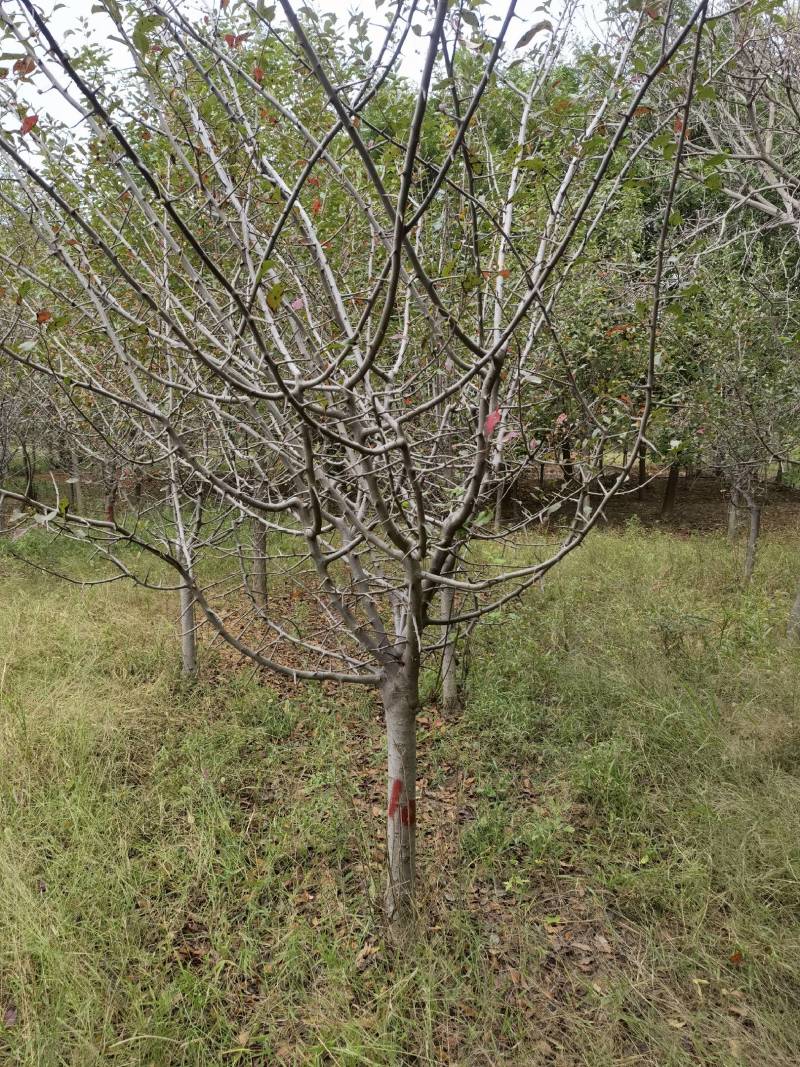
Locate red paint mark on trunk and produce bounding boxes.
[388,778,403,818]
[400,800,416,826]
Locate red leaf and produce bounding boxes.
[13,56,35,78]
[221,0,230,7]
[674,115,684,134]
[729,950,744,967]
[36,309,52,324]
[20,114,38,136]
[485,409,501,436]
[252,65,264,83]
[223,32,249,49]
[307,176,320,187]
[498,268,510,279]
[311,197,322,215]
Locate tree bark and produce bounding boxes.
[660,462,679,517]
[440,584,460,716]
[744,503,761,583]
[727,489,740,542]
[561,438,574,479]
[382,665,418,930]
[69,443,84,514]
[637,443,647,501]
[493,483,503,532]
[251,519,268,613]
[104,473,118,525]
[21,441,37,502]
[179,583,198,676]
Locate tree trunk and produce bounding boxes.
[69,444,84,514]
[561,438,574,480]
[660,462,679,517]
[775,460,783,486]
[637,443,647,501]
[493,483,503,532]
[104,475,118,524]
[251,519,268,613]
[743,503,761,583]
[440,584,460,716]
[179,583,198,676]
[788,579,800,640]
[382,665,418,930]
[21,441,36,502]
[727,501,739,542]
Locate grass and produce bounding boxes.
[1,522,800,1064]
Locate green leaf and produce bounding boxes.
[515,20,553,48]
[266,283,284,312]
[255,258,274,284]
[695,83,716,101]
[132,15,164,56]
[92,0,121,22]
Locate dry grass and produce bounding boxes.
[1,523,799,1064]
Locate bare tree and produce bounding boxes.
[0,0,717,926]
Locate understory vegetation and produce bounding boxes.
[2,523,799,1066]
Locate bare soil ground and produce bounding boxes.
[514,469,800,535]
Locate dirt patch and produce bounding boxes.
[513,470,800,535]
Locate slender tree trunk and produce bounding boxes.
[561,438,574,480]
[382,664,418,930]
[21,441,36,502]
[538,461,545,488]
[775,459,783,486]
[69,443,84,514]
[744,503,761,583]
[493,483,503,532]
[251,519,268,613]
[179,583,197,676]
[788,579,800,640]
[727,500,739,542]
[440,584,460,716]
[637,443,647,501]
[104,474,118,524]
[660,462,680,518]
